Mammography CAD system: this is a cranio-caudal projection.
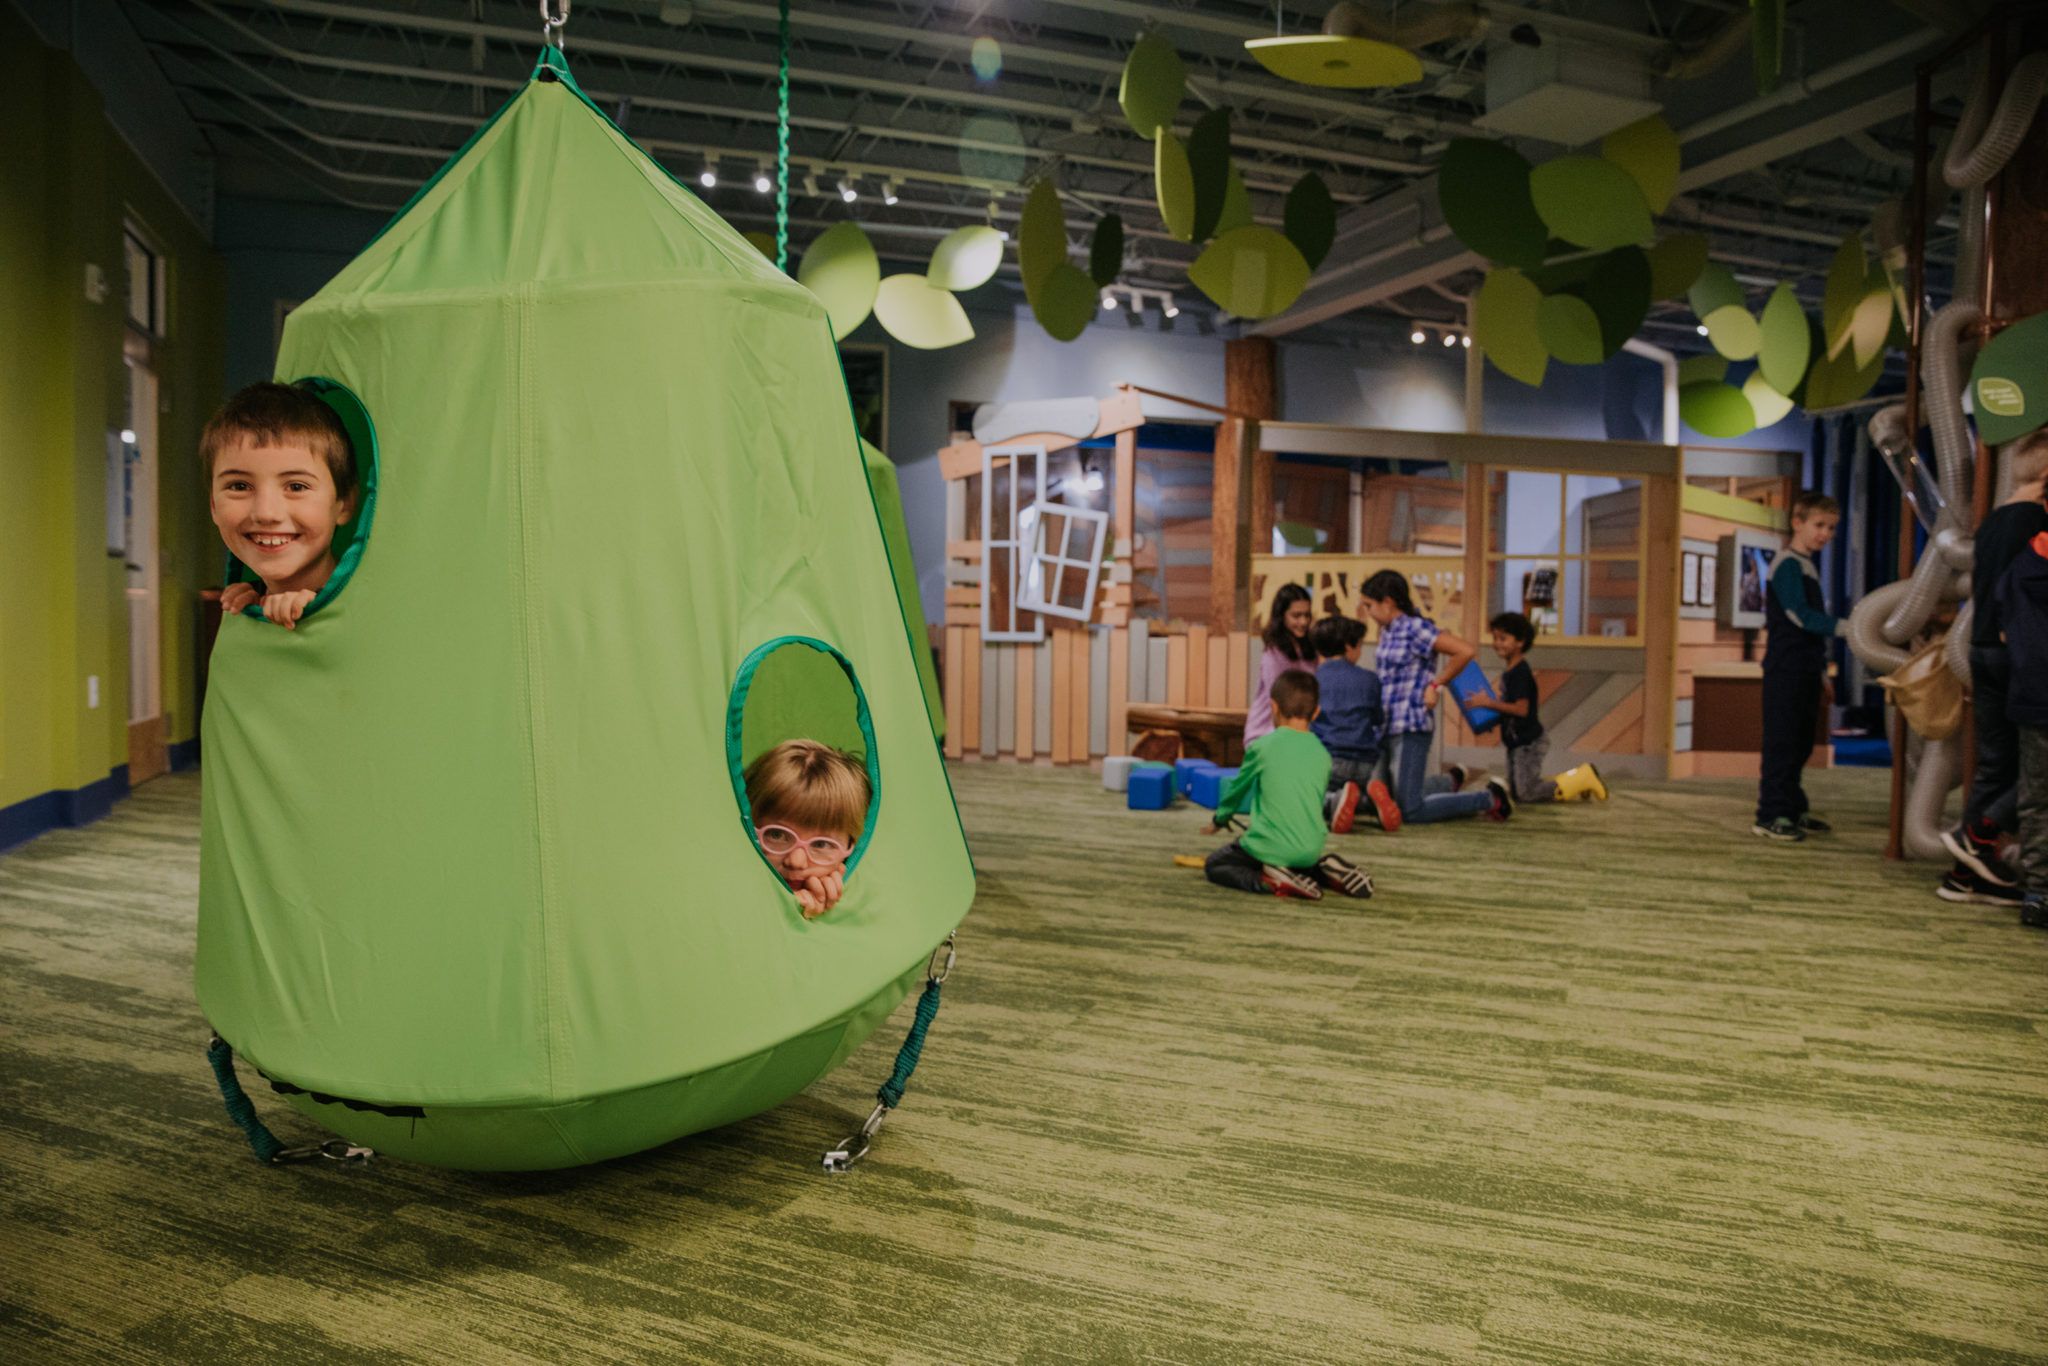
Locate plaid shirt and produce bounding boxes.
[1375,612,1440,735]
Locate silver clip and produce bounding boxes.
[927,931,957,985]
[821,1102,889,1174]
[273,1139,374,1164]
[540,0,570,48]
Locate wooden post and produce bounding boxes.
[1641,472,1681,774]
[1227,337,1279,561]
[1210,416,1255,632]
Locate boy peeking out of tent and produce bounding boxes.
[205,383,359,630]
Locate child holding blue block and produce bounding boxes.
[1200,671,1372,900]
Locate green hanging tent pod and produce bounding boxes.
[196,50,974,1171]
[860,439,944,741]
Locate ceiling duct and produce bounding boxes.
[1472,23,1661,145]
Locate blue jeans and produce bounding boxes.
[1387,730,1495,824]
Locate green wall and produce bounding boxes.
[0,6,225,817]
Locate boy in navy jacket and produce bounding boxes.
[1754,491,1848,842]
[1995,528,2048,926]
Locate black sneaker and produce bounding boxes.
[1796,813,1832,834]
[1314,853,1374,898]
[1752,817,1805,842]
[1940,825,2017,886]
[1937,866,2021,906]
[1445,763,1470,791]
[1261,865,1323,900]
[2022,895,2048,928]
[1484,776,1514,821]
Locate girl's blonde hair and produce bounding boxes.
[743,740,871,840]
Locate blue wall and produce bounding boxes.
[215,195,387,390]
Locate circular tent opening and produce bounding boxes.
[224,375,380,620]
[726,637,881,882]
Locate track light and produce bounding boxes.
[1164,299,1180,318]
[1442,332,1457,347]
[1461,334,1471,348]
[838,178,858,203]
[802,175,819,197]
[1411,326,1426,344]
[882,181,899,205]
[699,165,717,188]
[754,167,773,193]
[120,428,136,444]
[1101,292,1118,310]
[1696,323,1709,335]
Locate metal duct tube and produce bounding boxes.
[1945,598,1974,684]
[1901,733,1961,861]
[1923,301,1981,518]
[1882,529,1962,637]
[1945,51,2048,188]
[1849,580,1915,673]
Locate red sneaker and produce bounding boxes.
[1329,781,1361,834]
[1366,779,1401,832]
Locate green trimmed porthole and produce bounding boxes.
[224,376,380,621]
[726,637,882,886]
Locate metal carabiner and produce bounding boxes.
[821,1102,889,1174]
[272,1139,374,1164]
[926,931,957,986]
[540,0,570,48]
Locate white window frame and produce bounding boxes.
[981,443,1047,643]
[1019,497,1108,622]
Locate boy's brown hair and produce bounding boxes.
[1790,488,1840,521]
[1269,668,1320,722]
[201,382,356,498]
[2004,429,2048,488]
[744,740,871,841]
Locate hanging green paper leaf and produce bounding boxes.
[1156,133,1196,242]
[1284,172,1336,270]
[1119,32,1186,139]
[874,274,975,349]
[1187,226,1311,318]
[1019,179,1067,304]
[1822,232,1867,360]
[1753,0,1784,95]
[1187,107,1234,244]
[1089,214,1125,288]
[1034,262,1101,342]
[1850,260,1895,369]
[1646,234,1711,301]
[1472,268,1548,387]
[1680,381,1759,438]
[1438,139,1548,272]
[1678,353,1729,387]
[927,224,1004,291]
[1216,167,1255,236]
[1742,370,1795,428]
[1529,156,1655,250]
[1599,115,1680,215]
[1538,292,1606,365]
[1969,309,2048,445]
[1703,304,1761,361]
[797,221,880,341]
[1756,284,1812,397]
[1573,246,1653,357]
[1688,261,1745,321]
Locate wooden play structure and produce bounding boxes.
[933,379,1802,781]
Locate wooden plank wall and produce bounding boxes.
[937,622,1257,766]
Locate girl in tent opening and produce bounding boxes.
[206,383,358,630]
[1358,569,1511,825]
[744,740,872,918]
[1246,583,1316,746]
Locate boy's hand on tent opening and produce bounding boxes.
[793,868,846,919]
[259,589,318,630]
[220,583,259,615]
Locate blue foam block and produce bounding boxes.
[1188,766,1238,809]
[1447,660,1502,732]
[1174,757,1220,786]
[1126,766,1177,810]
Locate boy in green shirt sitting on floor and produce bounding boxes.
[1201,670,1374,901]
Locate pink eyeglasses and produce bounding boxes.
[753,825,850,860]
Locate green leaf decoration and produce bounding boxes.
[1704,304,1761,361]
[1573,246,1653,357]
[1753,0,1784,95]
[742,230,778,261]
[1438,139,1548,272]
[873,274,976,349]
[797,221,880,341]
[1187,107,1234,244]
[1472,268,1548,387]
[1680,381,1759,438]
[1678,353,1729,387]
[1019,179,1067,303]
[1850,260,1895,369]
[927,224,1004,291]
[1802,331,1887,410]
[1119,32,1185,139]
[1156,133,1196,242]
[1525,252,1606,296]
[1742,370,1795,428]
[1216,167,1254,237]
[1538,292,1606,365]
[1822,232,1867,360]
[1969,308,2048,445]
[1186,225,1311,318]
[1089,214,1125,288]
[1646,234,1710,301]
[1688,261,1745,321]
[1529,156,1655,250]
[1599,115,1679,215]
[1034,262,1101,342]
[1241,34,1423,89]
[1756,284,1811,397]
[1283,172,1336,271]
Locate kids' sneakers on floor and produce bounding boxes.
[1484,777,1514,821]
[1937,863,2020,906]
[1796,814,1832,834]
[1261,865,1323,900]
[1940,823,2017,886]
[2022,894,2047,928]
[1366,779,1402,832]
[1752,817,1806,842]
[1327,781,1361,834]
[1314,853,1374,898]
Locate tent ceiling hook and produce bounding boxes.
[541,0,569,50]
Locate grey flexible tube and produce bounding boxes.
[1882,527,1965,637]
[1902,733,1960,862]
[1849,581,1914,674]
[1945,51,2048,188]
[1924,301,1980,521]
[1945,598,1973,684]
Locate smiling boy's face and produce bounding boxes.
[210,437,354,595]
[1489,628,1521,660]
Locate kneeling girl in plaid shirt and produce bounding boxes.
[1358,569,1511,824]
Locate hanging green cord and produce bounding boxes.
[775,0,791,271]
[207,1035,287,1163]
[822,933,955,1173]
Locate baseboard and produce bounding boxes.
[0,765,131,854]
[169,738,202,772]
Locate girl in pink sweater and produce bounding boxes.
[1245,583,1316,745]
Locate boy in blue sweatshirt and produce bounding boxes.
[1308,615,1401,833]
[1754,491,1848,842]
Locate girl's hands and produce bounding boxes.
[793,867,846,919]
[258,589,318,629]
[1423,680,1441,707]
[219,583,259,614]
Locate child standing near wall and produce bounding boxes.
[1486,612,1607,804]
[1359,570,1510,824]
[1308,614,1400,832]
[1245,583,1315,747]
[1753,491,1847,843]
[1203,671,1373,900]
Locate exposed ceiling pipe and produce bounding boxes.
[1846,129,1916,168]
[1322,2,1488,51]
[1622,338,1680,445]
[1657,11,1753,83]
[1677,27,1941,143]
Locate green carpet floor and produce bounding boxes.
[2,764,2044,1364]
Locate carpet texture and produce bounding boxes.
[2,764,2043,1364]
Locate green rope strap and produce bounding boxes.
[206,1035,374,1166]
[776,0,791,271]
[822,933,956,1173]
[876,978,941,1110]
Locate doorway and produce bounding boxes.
[124,352,166,785]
